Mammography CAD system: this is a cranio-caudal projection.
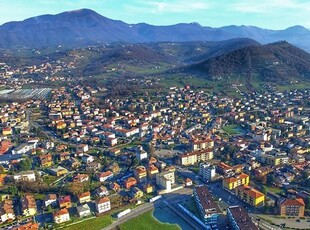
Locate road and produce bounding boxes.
[102,203,154,230]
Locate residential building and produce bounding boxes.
[235,185,265,207]
[279,198,305,217]
[156,170,175,192]
[222,173,250,190]
[44,194,57,208]
[179,149,213,166]
[124,177,137,189]
[0,199,15,223]
[199,163,216,181]
[13,171,36,182]
[78,191,91,204]
[21,195,36,216]
[193,185,220,225]
[227,206,258,230]
[97,171,113,182]
[77,204,91,217]
[58,195,71,209]
[47,166,68,176]
[134,166,147,183]
[131,187,144,198]
[96,197,111,214]
[53,208,70,224]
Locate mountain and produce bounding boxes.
[0,9,310,51]
[188,41,310,82]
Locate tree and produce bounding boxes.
[0,165,5,174]
[17,158,32,171]
[8,185,19,196]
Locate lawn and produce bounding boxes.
[222,125,241,135]
[62,215,112,230]
[119,210,180,230]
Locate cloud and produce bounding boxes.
[230,0,310,14]
[126,0,210,14]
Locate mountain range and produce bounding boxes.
[0,9,309,51]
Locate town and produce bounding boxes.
[0,74,309,230]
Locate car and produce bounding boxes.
[296,219,301,222]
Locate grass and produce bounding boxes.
[222,125,240,135]
[264,185,283,194]
[62,215,112,230]
[119,210,180,230]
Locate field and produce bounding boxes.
[222,125,242,135]
[119,210,180,230]
[62,215,112,230]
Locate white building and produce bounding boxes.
[156,171,175,192]
[96,197,111,214]
[13,171,36,182]
[53,208,70,224]
[199,163,216,181]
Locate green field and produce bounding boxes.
[222,125,241,135]
[119,210,180,230]
[62,215,112,230]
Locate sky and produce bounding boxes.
[0,0,310,29]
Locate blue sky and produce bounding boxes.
[1,0,310,29]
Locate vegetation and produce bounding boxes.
[119,210,180,230]
[62,215,112,230]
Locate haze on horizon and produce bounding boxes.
[1,0,309,30]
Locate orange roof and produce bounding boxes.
[238,185,264,199]
[78,191,90,198]
[97,196,110,204]
[12,222,39,230]
[53,208,69,217]
[224,173,249,184]
[135,166,146,174]
[281,198,305,207]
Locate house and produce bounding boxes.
[21,195,36,216]
[76,144,89,153]
[13,171,36,182]
[185,178,193,186]
[134,166,147,183]
[76,204,91,217]
[156,171,175,192]
[94,186,109,197]
[53,208,70,224]
[0,199,15,223]
[279,198,305,217]
[48,166,68,177]
[147,165,159,179]
[81,154,94,164]
[73,174,89,183]
[0,140,11,155]
[124,177,137,189]
[143,183,154,194]
[97,171,113,183]
[110,182,121,192]
[58,195,71,209]
[96,197,111,214]
[131,187,143,198]
[44,194,57,208]
[12,142,37,155]
[38,154,53,168]
[78,191,91,204]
